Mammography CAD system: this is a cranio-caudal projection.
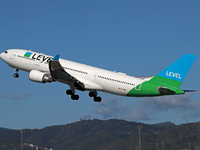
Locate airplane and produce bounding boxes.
[0,49,198,102]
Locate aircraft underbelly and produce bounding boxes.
[96,81,134,96]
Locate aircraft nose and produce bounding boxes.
[0,51,8,59]
[0,51,6,60]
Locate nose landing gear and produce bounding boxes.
[13,69,19,78]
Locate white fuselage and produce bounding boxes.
[0,49,151,96]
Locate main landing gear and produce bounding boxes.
[89,91,102,102]
[66,89,102,102]
[13,69,19,78]
[66,89,79,100]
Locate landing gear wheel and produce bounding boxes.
[94,97,102,102]
[66,89,75,95]
[13,69,19,78]
[71,95,79,100]
[89,91,98,97]
[66,89,79,100]
[13,73,19,78]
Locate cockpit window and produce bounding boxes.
[4,51,8,54]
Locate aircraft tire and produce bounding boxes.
[66,89,75,95]
[13,73,19,78]
[71,95,79,100]
[74,95,79,100]
[66,90,71,95]
[89,91,97,97]
[94,97,102,102]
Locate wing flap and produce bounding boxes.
[75,76,103,91]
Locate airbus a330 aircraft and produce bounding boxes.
[0,49,197,102]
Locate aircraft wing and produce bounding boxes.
[49,55,85,91]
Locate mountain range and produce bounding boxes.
[0,119,200,150]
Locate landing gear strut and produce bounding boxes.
[13,69,19,78]
[89,91,102,102]
[66,89,79,100]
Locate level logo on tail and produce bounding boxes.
[156,54,197,88]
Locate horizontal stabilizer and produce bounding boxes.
[184,90,200,93]
[157,87,176,95]
[157,86,185,95]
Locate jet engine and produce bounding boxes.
[29,70,52,83]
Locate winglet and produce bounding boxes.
[52,54,60,61]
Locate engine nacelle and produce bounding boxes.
[29,70,52,83]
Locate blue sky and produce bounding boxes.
[0,1,200,129]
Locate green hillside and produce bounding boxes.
[0,119,200,150]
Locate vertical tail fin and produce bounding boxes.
[155,54,196,88]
